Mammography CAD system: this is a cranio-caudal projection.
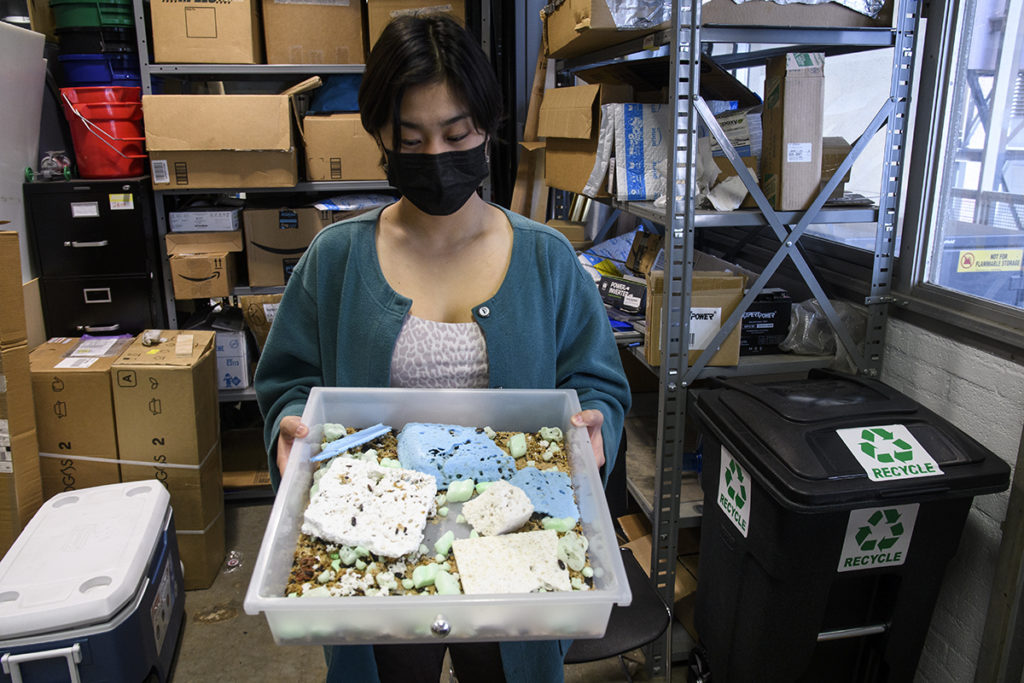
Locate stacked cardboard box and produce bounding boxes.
[301,114,387,182]
[367,1,466,50]
[242,206,346,286]
[29,337,128,499]
[0,233,42,557]
[165,230,243,299]
[150,0,262,64]
[111,330,224,590]
[262,0,365,64]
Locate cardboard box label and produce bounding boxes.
[787,143,813,163]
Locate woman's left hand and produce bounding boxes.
[572,410,605,469]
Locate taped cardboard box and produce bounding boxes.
[177,512,226,590]
[701,0,892,28]
[120,442,223,532]
[537,83,632,195]
[143,83,318,189]
[239,294,282,352]
[262,0,365,64]
[821,136,852,200]
[761,53,825,210]
[222,427,272,490]
[168,207,242,232]
[38,455,120,501]
[166,231,244,299]
[0,232,28,348]
[213,330,251,390]
[29,337,128,464]
[645,270,745,367]
[302,114,387,182]
[243,207,341,287]
[542,0,670,60]
[0,431,43,558]
[111,331,219,469]
[150,0,262,64]
[367,0,466,49]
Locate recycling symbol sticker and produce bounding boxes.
[717,448,750,537]
[836,424,943,482]
[838,503,918,572]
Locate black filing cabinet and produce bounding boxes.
[24,177,165,337]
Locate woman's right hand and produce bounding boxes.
[277,415,308,477]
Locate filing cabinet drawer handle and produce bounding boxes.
[77,323,121,333]
[64,240,109,248]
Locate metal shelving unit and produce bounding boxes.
[556,0,920,676]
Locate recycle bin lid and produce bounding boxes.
[0,481,169,639]
[694,369,1011,510]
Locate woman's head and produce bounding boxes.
[358,13,502,153]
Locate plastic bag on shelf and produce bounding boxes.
[780,298,867,371]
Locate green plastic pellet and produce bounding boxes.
[412,563,440,588]
[475,481,493,494]
[469,530,479,538]
[582,566,594,578]
[539,426,563,443]
[329,551,339,560]
[434,570,461,595]
[323,423,347,442]
[331,559,342,572]
[379,457,400,468]
[418,544,429,556]
[434,530,455,556]
[541,516,576,532]
[438,506,449,517]
[435,553,446,563]
[446,479,475,503]
[402,578,415,590]
[287,592,299,598]
[456,514,466,524]
[354,546,370,558]
[339,548,358,565]
[435,493,447,507]
[317,569,335,584]
[508,432,528,458]
[355,559,367,571]
[525,460,536,468]
[571,577,585,590]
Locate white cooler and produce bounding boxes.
[0,482,185,682]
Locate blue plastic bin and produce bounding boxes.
[58,51,140,88]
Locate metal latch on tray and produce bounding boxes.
[2,642,83,683]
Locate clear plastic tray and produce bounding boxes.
[243,387,631,645]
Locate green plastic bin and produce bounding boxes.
[50,0,133,29]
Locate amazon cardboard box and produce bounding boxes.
[166,231,244,299]
[243,207,343,286]
[542,0,670,59]
[150,0,262,64]
[761,53,825,210]
[645,268,745,367]
[111,330,219,469]
[537,83,632,195]
[367,0,466,49]
[262,0,364,64]
[302,113,386,181]
[143,94,298,189]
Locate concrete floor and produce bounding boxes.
[168,499,692,682]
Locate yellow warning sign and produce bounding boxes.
[957,249,1023,272]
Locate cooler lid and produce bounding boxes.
[695,370,1011,509]
[0,481,170,638]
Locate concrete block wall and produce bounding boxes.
[880,317,1023,682]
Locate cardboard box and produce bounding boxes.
[626,229,663,276]
[761,53,825,210]
[119,442,223,532]
[239,294,282,352]
[302,114,387,181]
[150,0,262,64]
[538,83,632,195]
[0,233,28,348]
[177,511,226,590]
[367,0,466,49]
[0,360,42,557]
[645,270,745,367]
[222,426,271,489]
[821,136,852,200]
[263,0,365,64]
[38,454,120,500]
[29,337,128,461]
[214,330,251,390]
[143,94,298,190]
[547,219,586,242]
[1,345,36,441]
[243,207,340,286]
[165,230,245,256]
[740,288,792,355]
[168,252,238,299]
[111,330,219,468]
[701,0,892,28]
[169,208,242,232]
[542,0,670,59]
[713,155,761,209]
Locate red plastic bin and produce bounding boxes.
[60,86,146,178]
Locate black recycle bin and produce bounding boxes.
[691,369,1011,683]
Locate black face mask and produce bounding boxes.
[384,142,490,216]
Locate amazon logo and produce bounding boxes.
[250,242,308,255]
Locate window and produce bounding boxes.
[899,0,1024,336]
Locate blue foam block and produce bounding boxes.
[509,467,579,522]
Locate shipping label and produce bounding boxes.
[838,503,918,572]
[836,424,943,482]
[689,307,722,350]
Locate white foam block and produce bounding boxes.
[461,480,533,536]
[453,530,571,594]
[302,457,437,558]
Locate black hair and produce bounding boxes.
[358,13,503,152]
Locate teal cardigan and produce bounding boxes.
[254,204,631,683]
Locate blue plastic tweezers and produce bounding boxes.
[309,423,392,463]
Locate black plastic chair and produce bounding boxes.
[563,547,672,681]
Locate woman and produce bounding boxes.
[255,13,631,683]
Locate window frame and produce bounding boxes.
[892,0,1024,348]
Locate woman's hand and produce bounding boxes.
[277,415,308,477]
[572,410,606,469]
